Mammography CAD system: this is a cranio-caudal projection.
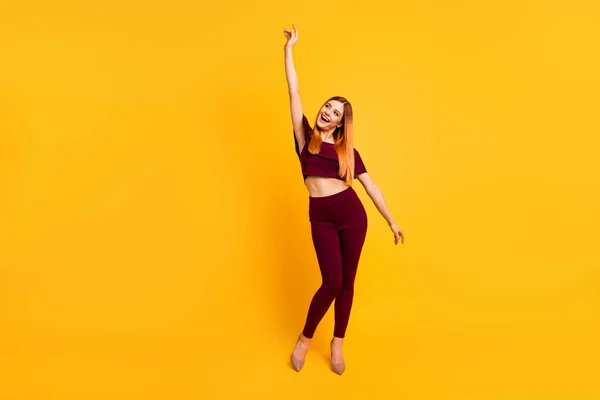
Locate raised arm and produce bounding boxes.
[283,25,305,150]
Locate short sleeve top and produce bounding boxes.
[293,114,367,181]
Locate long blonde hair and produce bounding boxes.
[308,96,355,185]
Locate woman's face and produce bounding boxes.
[316,100,344,130]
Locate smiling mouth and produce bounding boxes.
[321,114,330,122]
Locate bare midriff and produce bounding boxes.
[304,176,350,198]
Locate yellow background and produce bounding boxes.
[1,0,599,398]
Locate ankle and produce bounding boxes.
[331,336,344,346]
[299,333,312,345]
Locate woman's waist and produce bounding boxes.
[305,176,350,198]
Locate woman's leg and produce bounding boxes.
[301,220,343,339]
[333,205,368,338]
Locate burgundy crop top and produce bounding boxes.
[293,114,367,181]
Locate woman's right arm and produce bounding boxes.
[283,25,305,150]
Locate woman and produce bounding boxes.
[283,25,404,375]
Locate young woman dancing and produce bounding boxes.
[283,24,405,375]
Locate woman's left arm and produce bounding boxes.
[357,173,404,245]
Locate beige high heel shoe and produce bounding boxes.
[290,334,306,372]
[330,338,346,375]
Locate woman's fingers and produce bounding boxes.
[393,229,404,245]
[283,28,293,39]
[283,25,298,43]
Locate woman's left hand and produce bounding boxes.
[390,223,404,245]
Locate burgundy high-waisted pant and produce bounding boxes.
[302,186,368,339]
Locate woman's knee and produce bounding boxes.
[321,279,342,297]
[340,277,356,290]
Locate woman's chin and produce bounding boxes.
[316,121,329,130]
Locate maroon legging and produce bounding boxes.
[302,186,368,339]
